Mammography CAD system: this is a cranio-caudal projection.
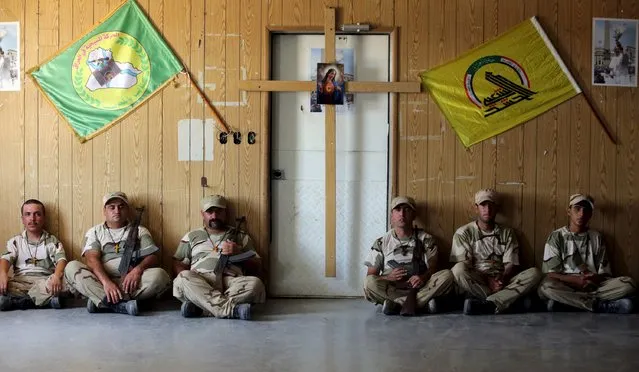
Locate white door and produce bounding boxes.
[270,34,390,297]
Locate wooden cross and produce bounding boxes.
[239,8,420,277]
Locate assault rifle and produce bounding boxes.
[386,230,426,316]
[213,216,256,291]
[118,207,145,276]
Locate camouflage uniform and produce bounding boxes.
[1,231,73,306]
[539,226,636,311]
[450,221,541,312]
[172,228,265,318]
[363,229,454,309]
[64,224,171,307]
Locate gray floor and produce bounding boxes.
[1,298,639,372]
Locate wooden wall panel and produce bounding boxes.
[454,0,484,232]
[240,0,262,251]
[71,0,94,260]
[2,0,639,281]
[0,0,25,243]
[425,0,456,257]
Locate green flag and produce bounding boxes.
[28,0,183,142]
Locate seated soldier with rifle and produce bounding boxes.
[364,196,454,316]
[65,192,171,316]
[173,194,265,320]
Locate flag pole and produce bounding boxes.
[183,71,231,134]
[580,91,616,145]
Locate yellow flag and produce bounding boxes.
[420,17,581,148]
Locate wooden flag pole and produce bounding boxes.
[580,92,616,145]
[183,71,230,133]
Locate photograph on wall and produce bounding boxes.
[0,22,20,91]
[592,18,637,87]
[310,48,354,113]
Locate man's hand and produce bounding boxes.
[220,240,240,255]
[48,274,63,296]
[385,268,407,282]
[0,273,8,295]
[487,276,504,293]
[408,275,424,289]
[103,279,123,304]
[121,267,143,294]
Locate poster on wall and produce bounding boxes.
[592,18,638,87]
[310,48,354,113]
[0,22,20,91]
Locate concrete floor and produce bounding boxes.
[1,298,638,372]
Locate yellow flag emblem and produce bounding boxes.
[420,17,581,148]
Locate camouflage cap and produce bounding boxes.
[569,193,595,210]
[103,191,129,207]
[390,196,416,211]
[475,188,499,205]
[201,194,227,211]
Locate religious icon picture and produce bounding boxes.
[0,22,20,91]
[316,63,345,105]
[592,18,638,87]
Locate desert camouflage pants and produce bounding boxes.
[452,263,542,312]
[6,273,74,306]
[64,260,171,307]
[538,275,636,311]
[363,269,455,308]
[173,270,266,318]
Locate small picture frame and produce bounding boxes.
[0,21,20,91]
[592,18,638,87]
[316,63,345,105]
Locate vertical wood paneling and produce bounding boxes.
[494,0,525,263]
[406,0,428,226]
[0,0,25,242]
[71,0,94,259]
[615,0,638,276]
[38,0,60,237]
[188,0,205,231]
[282,0,309,26]
[481,0,498,188]
[24,0,39,200]
[58,0,74,257]
[121,1,150,228]
[225,0,240,224]
[203,0,226,203]
[92,0,122,224]
[352,0,393,26]
[267,0,283,26]
[162,0,191,265]
[395,0,408,198]
[240,0,262,252]
[589,0,618,263]
[570,0,592,193]
[535,0,561,267]
[426,0,456,256]
[454,0,484,230]
[311,0,337,27]
[144,0,165,264]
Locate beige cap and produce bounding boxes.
[475,189,499,205]
[103,191,129,207]
[201,194,227,211]
[569,193,594,210]
[390,196,416,211]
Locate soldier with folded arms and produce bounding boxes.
[539,194,636,313]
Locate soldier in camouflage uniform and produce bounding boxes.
[0,199,72,310]
[364,196,454,316]
[451,189,542,315]
[65,192,171,316]
[539,194,636,313]
[173,195,265,320]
